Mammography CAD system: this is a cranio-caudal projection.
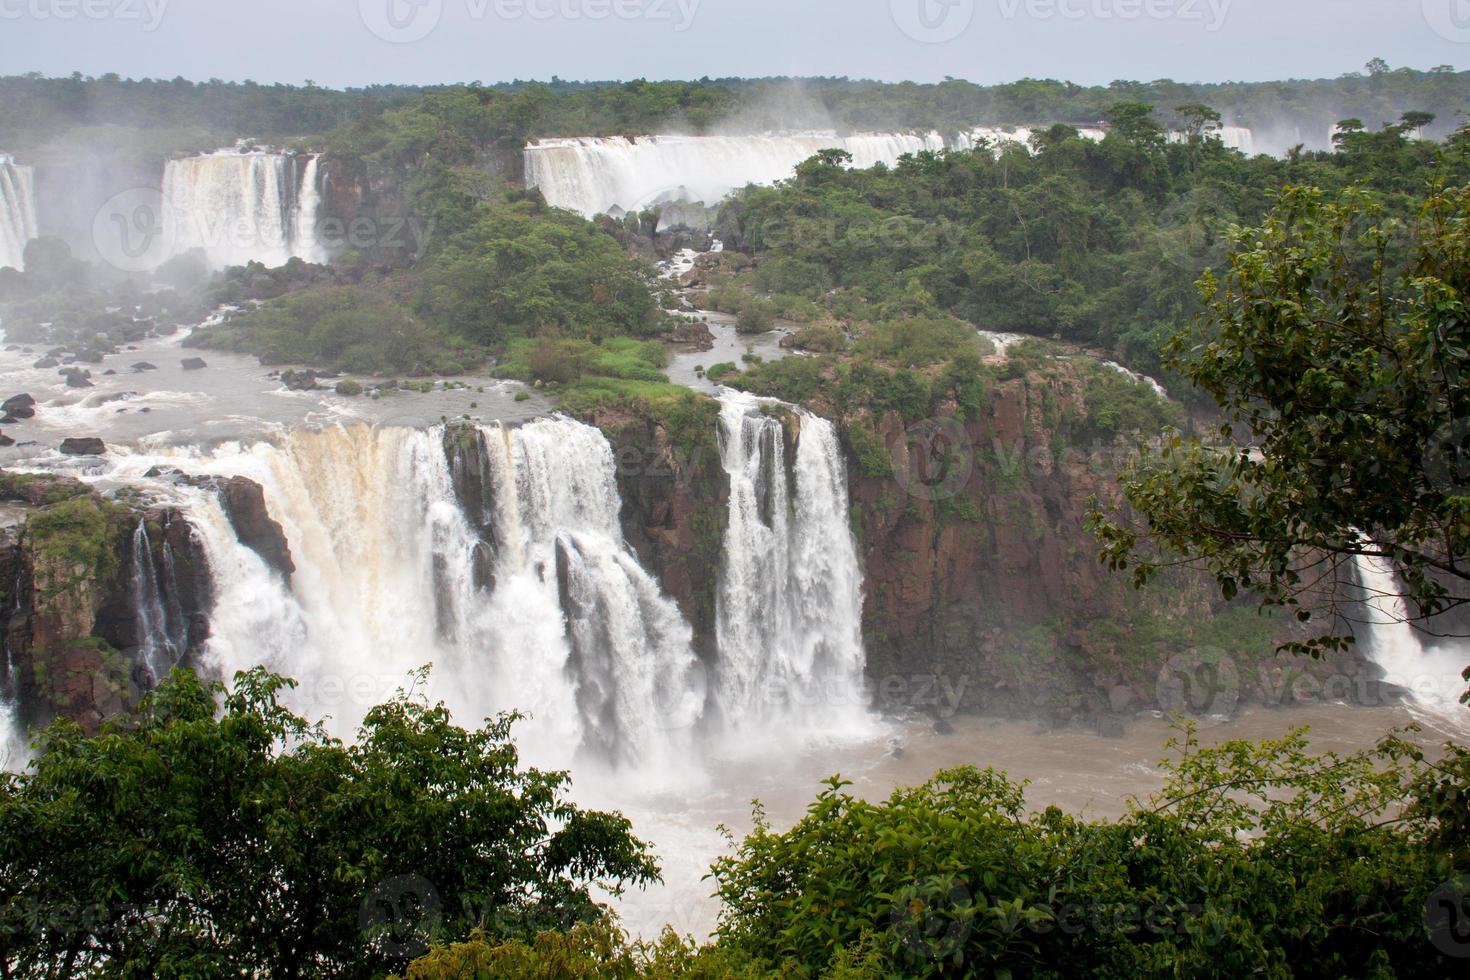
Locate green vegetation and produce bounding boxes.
[188,191,669,374]
[24,496,127,587]
[7,673,1465,978]
[0,668,656,977]
[712,106,1470,396]
[1090,182,1470,666]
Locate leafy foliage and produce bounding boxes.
[0,669,657,978]
[1090,183,1470,669]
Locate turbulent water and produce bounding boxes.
[1353,554,1469,725]
[713,391,870,739]
[161,148,325,270]
[525,132,950,216]
[0,154,39,270]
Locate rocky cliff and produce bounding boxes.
[0,471,289,733]
[839,369,1383,730]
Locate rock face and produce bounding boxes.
[596,406,729,659]
[218,477,295,582]
[0,488,215,735]
[838,371,1375,728]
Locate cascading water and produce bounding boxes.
[1352,553,1468,724]
[158,420,700,775]
[525,132,949,217]
[129,520,188,686]
[161,148,325,270]
[0,154,39,271]
[714,391,870,739]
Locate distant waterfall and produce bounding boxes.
[1352,554,1468,720]
[0,154,38,271]
[173,421,700,772]
[161,148,325,270]
[525,132,949,217]
[714,391,870,736]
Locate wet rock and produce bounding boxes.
[0,431,12,448]
[103,370,117,376]
[131,362,158,372]
[31,356,59,369]
[180,357,207,370]
[670,320,716,351]
[1096,716,1127,739]
[60,437,107,456]
[0,470,88,505]
[280,369,320,391]
[62,369,93,389]
[211,476,295,581]
[2,394,36,419]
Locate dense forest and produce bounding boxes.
[4,61,1468,153]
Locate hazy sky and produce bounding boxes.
[0,0,1464,88]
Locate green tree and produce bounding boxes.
[1090,183,1470,680]
[0,668,657,978]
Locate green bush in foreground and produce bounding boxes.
[412,725,1469,979]
[0,669,656,978]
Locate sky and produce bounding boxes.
[0,0,1465,88]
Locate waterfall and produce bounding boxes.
[292,154,325,264]
[525,132,949,217]
[1352,554,1468,721]
[161,148,324,270]
[129,520,188,686]
[714,391,870,738]
[174,421,700,773]
[0,154,39,271]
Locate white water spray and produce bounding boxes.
[714,391,870,739]
[161,148,324,270]
[0,154,39,270]
[1352,553,1468,725]
[526,132,949,217]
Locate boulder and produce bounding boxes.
[131,362,158,372]
[60,437,107,456]
[61,369,93,389]
[280,369,320,391]
[2,394,36,419]
[0,431,12,448]
[31,357,58,369]
[180,357,207,371]
[219,476,295,581]
[670,320,716,350]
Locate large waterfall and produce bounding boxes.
[0,154,39,271]
[525,132,949,217]
[161,148,325,270]
[131,420,702,775]
[714,391,870,738]
[1352,554,1468,724]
